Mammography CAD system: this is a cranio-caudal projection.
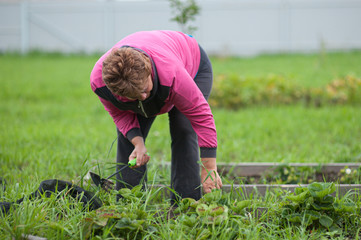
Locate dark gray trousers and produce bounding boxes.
[115,46,213,203]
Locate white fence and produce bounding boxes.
[1,0,361,56]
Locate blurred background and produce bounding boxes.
[1,0,361,182]
[1,0,361,56]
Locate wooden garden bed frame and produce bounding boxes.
[155,162,361,197]
[217,162,361,177]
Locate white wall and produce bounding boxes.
[0,0,360,56]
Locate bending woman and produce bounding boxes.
[90,30,222,203]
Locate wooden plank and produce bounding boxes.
[217,163,361,177]
[159,162,361,177]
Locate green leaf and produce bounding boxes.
[311,202,321,210]
[209,204,227,216]
[196,204,209,216]
[329,224,343,235]
[281,208,292,217]
[333,201,342,212]
[181,197,196,206]
[294,186,308,195]
[320,195,334,204]
[308,182,322,192]
[319,215,333,228]
[287,190,310,203]
[319,202,334,211]
[177,198,195,212]
[131,185,143,198]
[308,182,336,199]
[287,213,302,223]
[119,188,132,195]
[147,225,158,233]
[131,219,144,230]
[207,189,223,202]
[342,202,356,212]
[304,210,321,221]
[94,217,109,227]
[115,217,135,230]
[311,201,333,211]
[334,201,356,212]
[282,204,296,211]
[48,221,68,231]
[305,196,314,209]
[135,209,148,219]
[233,200,252,214]
[190,200,200,209]
[196,228,211,240]
[211,213,228,225]
[180,214,198,227]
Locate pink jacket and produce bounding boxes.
[90,31,217,154]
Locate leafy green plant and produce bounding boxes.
[83,186,158,239]
[278,182,360,237]
[83,205,157,239]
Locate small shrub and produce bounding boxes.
[210,74,361,109]
[210,74,304,109]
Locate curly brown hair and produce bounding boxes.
[102,47,152,99]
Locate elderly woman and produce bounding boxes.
[90,30,222,203]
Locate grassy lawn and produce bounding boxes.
[1,52,360,181]
[1,51,361,239]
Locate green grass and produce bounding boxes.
[1,51,361,181]
[214,106,361,163]
[1,51,361,239]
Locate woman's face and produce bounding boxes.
[127,75,153,101]
[139,75,153,101]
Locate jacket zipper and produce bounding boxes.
[138,101,148,118]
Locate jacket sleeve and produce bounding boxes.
[97,96,143,141]
[169,68,217,158]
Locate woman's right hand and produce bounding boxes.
[130,136,150,168]
[200,157,223,193]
